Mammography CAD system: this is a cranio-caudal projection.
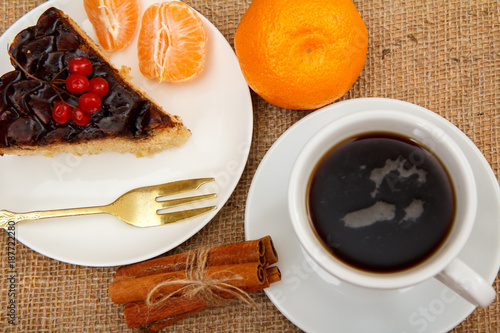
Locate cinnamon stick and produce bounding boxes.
[262,236,278,266]
[125,294,206,328]
[109,262,265,304]
[264,266,281,284]
[141,267,282,333]
[114,237,269,282]
[139,307,205,333]
[127,266,281,329]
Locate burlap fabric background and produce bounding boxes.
[0,0,499,332]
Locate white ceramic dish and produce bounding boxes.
[0,0,253,267]
[245,98,500,333]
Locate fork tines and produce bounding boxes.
[154,178,217,224]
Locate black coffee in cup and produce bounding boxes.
[307,132,456,273]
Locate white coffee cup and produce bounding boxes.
[288,109,496,308]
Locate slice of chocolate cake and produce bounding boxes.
[0,7,191,157]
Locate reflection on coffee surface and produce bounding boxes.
[307,132,456,273]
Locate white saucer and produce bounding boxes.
[245,98,500,333]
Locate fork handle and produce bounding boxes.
[1,206,109,226]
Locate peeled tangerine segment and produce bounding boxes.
[83,0,140,51]
[137,1,208,83]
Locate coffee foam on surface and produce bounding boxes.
[342,156,426,229]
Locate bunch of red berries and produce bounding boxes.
[52,57,109,126]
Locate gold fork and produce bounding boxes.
[0,178,217,229]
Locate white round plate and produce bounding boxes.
[0,0,252,266]
[245,98,500,333]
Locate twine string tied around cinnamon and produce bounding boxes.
[145,247,257,308]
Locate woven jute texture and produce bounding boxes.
[1,0,499,332]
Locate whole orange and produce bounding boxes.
[234,0,368,110]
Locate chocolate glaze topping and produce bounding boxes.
[0,7,174,148]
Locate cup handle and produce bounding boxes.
[435,258,496,308]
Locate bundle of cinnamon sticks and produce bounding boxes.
[109,236,280,332]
